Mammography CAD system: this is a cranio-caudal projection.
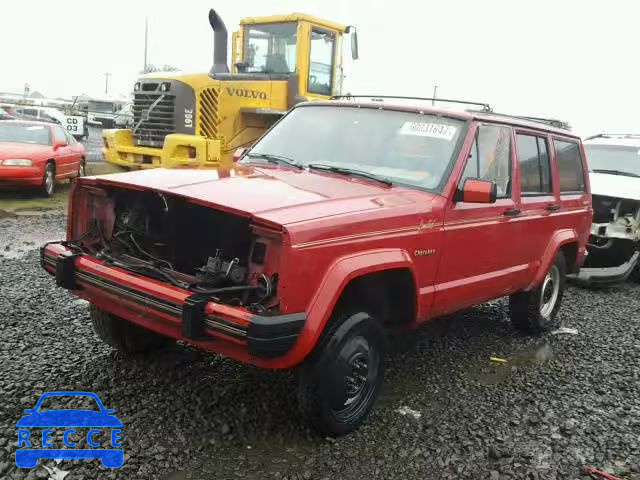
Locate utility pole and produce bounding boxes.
[104,72,112,96]
[432,85,438,105]
[144,16,149,72]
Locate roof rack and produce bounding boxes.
[584,133,640,141]
[330,95,493,113]
[475,112,571,131]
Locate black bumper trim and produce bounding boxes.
[182,294,209,340]
[55,252,81,290]
[247,313,306,358]
[568,251,640,286]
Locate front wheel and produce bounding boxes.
[41,163,55,197]
[297,311,385,436]
[510,250,566,333]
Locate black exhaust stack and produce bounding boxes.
[209,9,229,74]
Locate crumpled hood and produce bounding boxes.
[589,172,640,201]
[0,142,50,159]
[85,166,426,225]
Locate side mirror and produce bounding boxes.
[53,141,67,150]
[232,147,248,163]
[347,26,359,60]
[458,178,497,203]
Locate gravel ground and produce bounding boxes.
[0,212,639,480]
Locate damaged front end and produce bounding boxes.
[41,182,305,365]
[569,194,640,285]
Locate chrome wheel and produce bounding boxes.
[44,167,54,195]
[539,264,560,318]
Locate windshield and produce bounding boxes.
[243,106,465,191]
[0,123,51,145]
[245,23,297,73]
[585,144,640,177]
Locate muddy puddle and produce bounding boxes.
[475,343,553,385]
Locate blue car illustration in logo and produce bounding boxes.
[16,391,123,468]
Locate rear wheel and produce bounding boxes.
[298,311,385,436]
[510,251,566,333]
[41,163,55,197]
[77,159,86,178]
[90,304,174,354]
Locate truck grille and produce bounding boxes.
[199,88,220,139]
[132,90,176,147]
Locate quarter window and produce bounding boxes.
[516,134,552,194]
[460,125,512,197]
[553,139,585,192]
[308,29,335,95]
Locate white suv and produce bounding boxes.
[573,134,640,285]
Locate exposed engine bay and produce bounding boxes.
[584,194,640,270]
[72,187,278,310]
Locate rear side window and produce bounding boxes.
[459,125,512,197]
[553,139,585,192]
[516,134,552,194]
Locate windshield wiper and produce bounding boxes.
[591,169,640,178]
[245,152,303,169]
[307,163,393,186]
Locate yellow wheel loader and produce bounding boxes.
[103,10,358,169]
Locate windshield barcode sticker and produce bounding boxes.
[399,122,457,140]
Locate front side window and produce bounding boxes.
[244,106,465,191]
[459,125,512,197]
[0,123,51,145]
[553,139,585,192]
[308,29,335,95]
[584,144,640,177]
[53,126,67,143]
[245,23,297,74]
[516,134,552,194]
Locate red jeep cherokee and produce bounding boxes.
[42,99,591,435]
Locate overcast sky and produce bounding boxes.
[2,0,638,135]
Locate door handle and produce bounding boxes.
[503,208,521,217]
[545,204,560,212]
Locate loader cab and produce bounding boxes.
[229,14,358,99]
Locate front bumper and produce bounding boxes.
[102,129,224,169]
[0,165,42,185]
[567,250,640,286]
[41,243,306,366]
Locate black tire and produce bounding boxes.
[90,304,173,354]
[509,250,566,333]
[41,163,55,197]
[629,253,640,283]
[297,311,385,436]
